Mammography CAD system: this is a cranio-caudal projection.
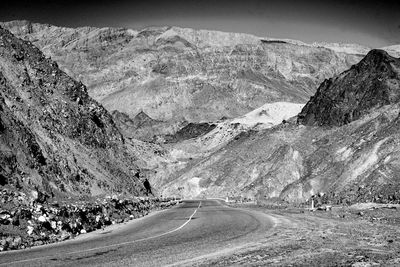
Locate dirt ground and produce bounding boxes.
[195,203,400,266]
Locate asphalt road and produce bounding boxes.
[0,200,275,266]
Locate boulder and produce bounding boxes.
[37,215,46,222]
[27,225,34,235]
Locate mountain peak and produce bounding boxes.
[365,48,390,57]
[132,110,159,128]
[298,49,400,126]
[360,49,393,65]
[134,110,152,121]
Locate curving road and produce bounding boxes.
[0,200,276,266]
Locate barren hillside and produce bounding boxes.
[162,50,400,203]
[0,26,146,198]
[1,20,365,123]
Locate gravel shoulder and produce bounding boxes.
[192,204,400,266]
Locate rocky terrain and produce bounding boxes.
[162,49,400,204]
[193,203,400,266]
[0,26,146,197]
[3,20,400,202]
[0,19,400,265]
[298,49,400,126]
[0,188,179,251]
[1,20,400,207]
[1,20,366,124]
[0,27,185,251]
[111,109,186,142]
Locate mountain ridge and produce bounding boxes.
[0,26,146,197]
[0,20,375,50]
[0,20,371,124]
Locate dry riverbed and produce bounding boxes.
[194,203,400,266]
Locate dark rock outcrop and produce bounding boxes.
[298,49,400,126]
[111,110,160,131]
[111,109,177,141]
[164,122,217,143]
[131,110,160,129]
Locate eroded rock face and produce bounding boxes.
[1,20,364,123]
[298,50,400,126]
[0,27,143,197]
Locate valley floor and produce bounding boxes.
[190,204,400,266]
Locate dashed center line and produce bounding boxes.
[1,201,202,266]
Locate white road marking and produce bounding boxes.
[1,201,202,266]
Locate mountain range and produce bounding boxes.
[1,20,369,124]
[1,20,400,204]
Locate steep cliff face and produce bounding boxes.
[162,51,400,203]
[0,27,144,197]
[1,20,364,123]
[298,50,400,126]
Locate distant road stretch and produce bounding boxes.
[0,199,275,266]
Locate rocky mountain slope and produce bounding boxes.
[162,50,400,203]
[0,26,146,198]
[1,20,365,124]
[298,49,400,126]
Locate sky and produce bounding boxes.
[0,0,399,48]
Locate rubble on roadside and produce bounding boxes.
[0,188,180,251]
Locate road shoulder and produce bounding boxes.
[184,204,400,266]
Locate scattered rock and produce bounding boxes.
[0,188,180,251]
[27,225,34,235]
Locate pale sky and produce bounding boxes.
[1,0,399,48]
